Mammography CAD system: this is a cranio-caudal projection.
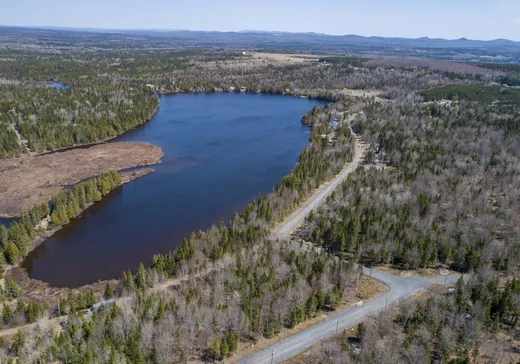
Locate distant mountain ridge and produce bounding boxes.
[1,26,519,63]
[3,25,518,49]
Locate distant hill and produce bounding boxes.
[1,26,519,63]
[6,26,519,48]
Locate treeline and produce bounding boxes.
[0,171,122,267]
[3,240,360,363]
[0,123,23,158]
[421,84,520,103]
[0,47,495,158]
[305,99,520,273]
[318,56,370,67]
[297,270,520,363]
[1,99,360,362]
[49,170,122,226]
[150,101,354,279]
[0,84,158,155]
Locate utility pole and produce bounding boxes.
[369,262,373,279]
[385,297,388,310]
[444,274,448,292]
[271,350,275,364]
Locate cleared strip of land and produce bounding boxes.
[0,142,163,217]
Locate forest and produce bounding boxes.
[1,33,520,362]
[421,84,520,103]
[293,271,520,363]
[305,97,520,273]
[0,171,123,267]
[0,46,500,157]
[0,92,360,361]
[0,101,360,362]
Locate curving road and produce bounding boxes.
[239,267,461,364]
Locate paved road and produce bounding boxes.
[239,268,461,364]
[274,136,364,240]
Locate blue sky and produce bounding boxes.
[3,0,520,41]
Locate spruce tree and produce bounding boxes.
[104,282,114,300]
[5,242,20,264]
[0,225,8,250]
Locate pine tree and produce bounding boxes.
[86,289,97,306]
[5,242,20,264]
[136,263,148,289]
[104,282,114,300]
[93,187,102,202]
[2,303,13,324]
[0,225,8,249]
[26,301,43,323]
[220,336,229,358]
[155,298,165,323]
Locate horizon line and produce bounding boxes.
[0,24,518,43]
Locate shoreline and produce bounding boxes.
[4,90,334,291]
[10,168,155,273]
[0,90,331,166]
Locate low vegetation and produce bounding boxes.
[0,142,162,217]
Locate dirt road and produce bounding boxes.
[239,268,461,364]
[275,136,364,239]
[0,132,364,337]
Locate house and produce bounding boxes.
[330,119,340,129]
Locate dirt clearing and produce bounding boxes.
[0,142,163,217]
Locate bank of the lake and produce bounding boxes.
[22,93,325,287]
[5,168,156,273]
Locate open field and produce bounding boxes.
[0,142,163,217]
[250,52,320,63]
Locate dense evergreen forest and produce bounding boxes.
[421,84,520,103]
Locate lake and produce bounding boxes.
[0,218,15,228]
[22,93,323,287]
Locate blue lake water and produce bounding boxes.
[22,93,323,287]
[0,218,15,228]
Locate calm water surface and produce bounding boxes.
[23,93,323,287]
[0,218,15,228]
